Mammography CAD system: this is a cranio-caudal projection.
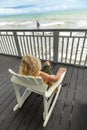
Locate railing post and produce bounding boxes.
[84,55,87,66]
[53,31,59,62]
[13,31,21,57]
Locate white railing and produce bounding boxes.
[0,29,87,67]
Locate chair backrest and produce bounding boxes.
[8,69,48,95]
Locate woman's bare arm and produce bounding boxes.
[40,68,67,83]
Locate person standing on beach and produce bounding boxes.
[36,20,40,28]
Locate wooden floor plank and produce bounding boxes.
[0,94,36,130]
[7,94,41,130]
[0,55,87,130]
[70,67,87,130]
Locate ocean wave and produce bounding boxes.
[0,22,15,26]
[19,21,33,25]
[77,20,87,27]
[0,21,33,27]
[41,21,64,27]
[0,21,64,28]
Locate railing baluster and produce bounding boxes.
[26,36,30,55]
[27,36,32,55]
[84,55,87,66]
[9,35,14,55]
[70,37,74,64]
[13,31,21,57]
[79,32,86,65]
[65,37,69,63]
[6,35,12,55]
[33,32,37,57]
[3,35,9,54]
[20,36,24,56]
[45,36,47,60]
[41,36,44,59]
[61,37,64,62]
[37,36,40,59]
[30,36,33,55]
[10,35,17,55]
[23,32,27,55]
[0,36,6,54]
[36,36,40,58]
[49,36,51,61]
[74,38,80,65]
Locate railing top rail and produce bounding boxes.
[0,29,87,32]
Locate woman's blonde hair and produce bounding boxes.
[19,55,41,76]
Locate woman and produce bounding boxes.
[19,55,67,89]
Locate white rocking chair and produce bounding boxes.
[8,69,66,127]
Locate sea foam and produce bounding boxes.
[41,21,64,27]
[0,22,15,26]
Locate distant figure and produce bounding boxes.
[37,20,40,28]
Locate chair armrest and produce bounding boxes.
[8,69,16,75]
[45,71,67,98]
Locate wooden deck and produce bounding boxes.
[0,55,87,130]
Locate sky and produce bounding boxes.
[0,0,87,15]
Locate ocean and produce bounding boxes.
[0,9,87,29]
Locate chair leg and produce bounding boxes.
[13,104,20,111]
[43,85,61,127]
[43,96,48,120]
[13,84,31,111]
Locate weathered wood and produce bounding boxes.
[0,55,87,130]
